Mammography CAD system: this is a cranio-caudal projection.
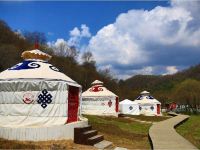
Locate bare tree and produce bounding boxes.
[81,51,95,65]
[23,31,47,46]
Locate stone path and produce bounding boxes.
[149,113,198,149]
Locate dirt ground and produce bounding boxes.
[0,138,96,149]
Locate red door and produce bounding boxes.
[115,97,119,112]
[157,104,160,114]
[67,86,79,123]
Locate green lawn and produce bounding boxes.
[125,114,170,122]
[176,115,200,149]
[84,115,152,149]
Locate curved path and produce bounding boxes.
[149,113,198,149]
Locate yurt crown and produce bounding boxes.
[21,49,52,61]
[140,91,150,95]
[91,80,104,86]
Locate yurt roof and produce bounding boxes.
[134,99,161,104]
[134,91,161,104]
[0,49,80,87]
[82,80,117,97]
[120,99,138,105]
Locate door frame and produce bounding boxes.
[67,86,79,123]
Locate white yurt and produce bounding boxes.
[82,80,119,116]
[119,99,140,115]
[0,49,88,141]
[134,91,162,116]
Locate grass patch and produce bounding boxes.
[84,115,151,149]
[126,115,170,122]
[176,115,200,149]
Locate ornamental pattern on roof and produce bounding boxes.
[136,95,154,100]
[89,85,103,92]
[8,60,60,72]
[8,61,41,70]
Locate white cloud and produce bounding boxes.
[68,24,91,46]
[81,24,91,37]
[87,0,200,79]
[70,27,81,37]
[163,66,178,75]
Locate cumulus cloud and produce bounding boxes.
[68,24,91,46]
[88,0,200,79]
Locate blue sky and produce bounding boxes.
[0,1,200,79]
[0,1,169,41]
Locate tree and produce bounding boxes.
[50,40,79,61]
[172,79,200,109]
[23,31,47,47]
[81,51,95,65]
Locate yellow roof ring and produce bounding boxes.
[21,49,52,61]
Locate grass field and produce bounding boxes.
[125,114,171,122]
[176,115,200,149]
[84,115,152,149]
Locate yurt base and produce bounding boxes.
[0,120,88,141]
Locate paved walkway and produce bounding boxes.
[149,113,198,149]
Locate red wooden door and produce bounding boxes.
[157,104,161,114]
[67,86,79,123]
[115,97,119,112]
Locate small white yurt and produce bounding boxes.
[119,99,140,115]
[0,49,87,141]
[82,80,119,116]
[134,91,161,116]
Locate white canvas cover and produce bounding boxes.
[82,80,118,116]
[134,91,161,116]
[119,99,140,115]
[81,96,117,116]
[0,50,81,127]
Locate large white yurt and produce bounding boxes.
[0,49,87,141]
[82,80,119,116]
[119,99,140,115]
[134,91,161,116]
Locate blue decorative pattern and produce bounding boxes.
[37,89,53,108]
[129,106,133,110]
[136,95,142,100]
[150,106,154,111]
[8,61,40,70]
[136,95,154,100]
[49,65,60,72]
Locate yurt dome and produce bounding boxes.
[0,49,87,141]
[119,99,140,115]
[134,91,161,116]
[82,80,119,116]
[0,49,79,87]
[82,80,117,97]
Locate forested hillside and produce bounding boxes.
[0,20,200,107]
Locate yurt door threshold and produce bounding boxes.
[67,86,79,123]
